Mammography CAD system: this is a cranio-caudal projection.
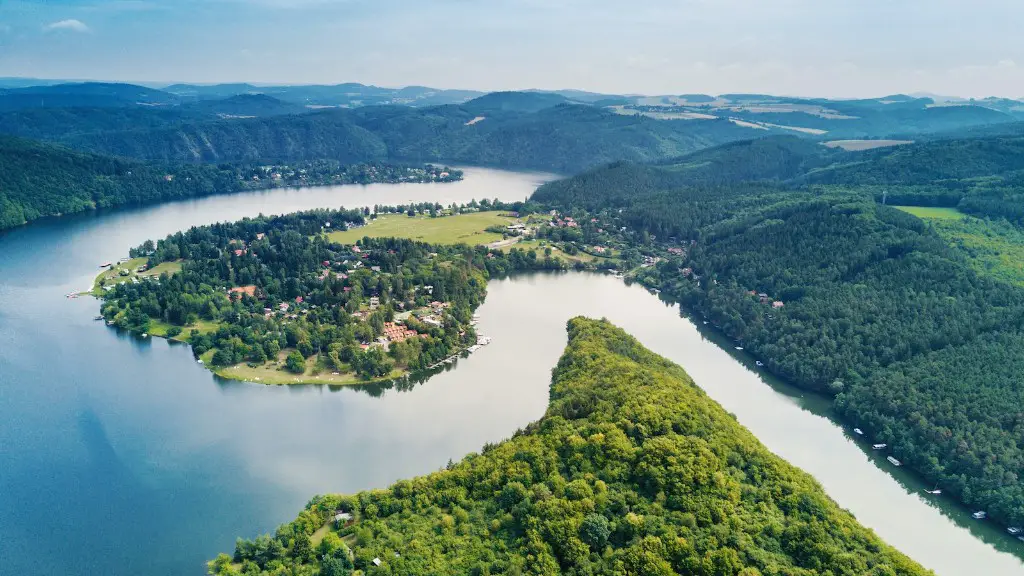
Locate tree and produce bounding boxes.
[579,513,610,550]
[286,351,306,374]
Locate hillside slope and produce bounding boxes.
[0,136,237,229]
[209,318,931,576]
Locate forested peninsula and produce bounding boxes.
[0,135,460,231]
[208,318,930,576]
[98,204,563,385]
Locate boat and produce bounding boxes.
[853,428,864,435]
[702,321,709,325]
[93,316,104,321]
[197,359,204,364]
[886,456,901,466]
[100,262,112,268]
[1008,527,1022,535]
[735,346,743,351]
[1018,535,1024,543]
[925,489,942,495]
[972,511,987,520]
[872,443,887,450]
[755,361,764,367]
[141,333,149,338]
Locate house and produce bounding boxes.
[233,249,246,257]
[278,302,290,312]
[371,266,381,272]
[369,296,380,309]
[772,301,785,308]
[372,558,382,567]
[295,296,304,304]
[255,233,266,241]
[506,223,527,232]
[681,267,693,277]
[667,247,685,256]
[592,246,607,254]
[352,246,362,253]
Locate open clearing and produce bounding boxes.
[91,258,183,295]
[824,139,914,151]
[901,211,1024,286]
[894,206,965,220]
[327,211,516,245]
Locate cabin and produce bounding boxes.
[772,301,785,308]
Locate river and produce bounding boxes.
[0,167,1020,576]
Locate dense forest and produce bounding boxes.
[208,318,930,576]
[0,95,768,173]
[0,135,460,231]
[536,164,1024,529]
[100,206,564,382]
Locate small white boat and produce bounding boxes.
[886,456,901,466]
[872,443,887,450]
[735,346,743,351]
[853,428,864,435]
[141,333,148,338]
[702,321,709,325]
[755,361,764,367]
[197,359,204,364]
[972,511,987,520]
[925,489,942,495]
[1008,527,1022,535]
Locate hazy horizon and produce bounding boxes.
[3,1,1024,99]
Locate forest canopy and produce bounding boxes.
[209,318,930,576]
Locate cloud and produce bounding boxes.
[44,19,91,33]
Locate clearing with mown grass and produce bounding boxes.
[327,212,515,245]
[91,258,183,295]
[894,206,965,220]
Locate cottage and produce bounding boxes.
[295,296,304,304]
[233,249,246,257]
[369,296,380,309]
[255,233,266,241]
[772,301,785,308]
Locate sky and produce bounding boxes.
[2,0,1024,98]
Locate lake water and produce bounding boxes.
[0,167,1021,576]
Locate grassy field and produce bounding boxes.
[928,217,1024,286]
[894,206,965,220]
[90,258,183,295]
[147,319,220,342]
[327,211,516,245]
[214,351,405,386]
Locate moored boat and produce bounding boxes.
[886,456,901,466]
[872,443,887,449]
[853,428,864,435]
[972,511,987,520]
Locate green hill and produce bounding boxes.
[41,104,761,173]
[0,136,238,229]
[210,318,930,576]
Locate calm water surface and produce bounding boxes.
[0,168,1020,576]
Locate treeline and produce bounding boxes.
[209,318,930,576]
[0,135,461,231]
[538,163,1024,528]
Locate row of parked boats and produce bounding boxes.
[853,427,1024,537]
